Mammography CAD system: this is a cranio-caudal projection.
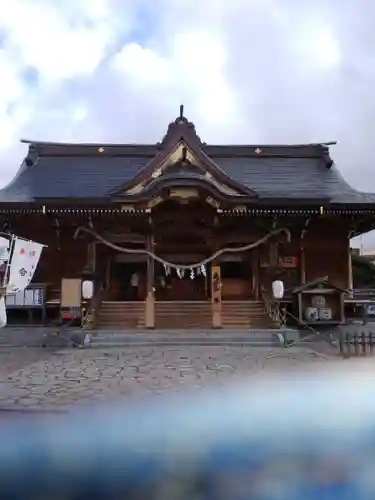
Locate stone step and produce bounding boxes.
[98,301,145,329]
[87,329,293,347]
[99,307,143,310]
[155,303,211,329]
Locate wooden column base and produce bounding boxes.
[211,264,222,328]
[145,292,155,329]
[212,299,222,328]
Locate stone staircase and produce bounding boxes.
[155,301,212,329]
[221,301,272,329]
[96,300,273,330]
[96,301,145,329]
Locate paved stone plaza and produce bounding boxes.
[0,344,334,411]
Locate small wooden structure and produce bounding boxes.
[292,277,346,326]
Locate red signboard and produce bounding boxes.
[279,256,298,268]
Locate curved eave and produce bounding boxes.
[0,159,35,203]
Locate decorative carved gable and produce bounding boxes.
[124,141,244,197]
[110,107,258,200]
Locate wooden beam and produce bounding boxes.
[300,246,306,285]
[145,234,155,329]
[251,249,259,300]
[348,245,353,290]
[211,264,222,328]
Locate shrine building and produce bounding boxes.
[0,107,374,330]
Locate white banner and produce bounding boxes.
[0,296,6,327]
[0,236,9,262]
[7,238,44,293]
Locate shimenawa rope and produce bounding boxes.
[74,226,291,271]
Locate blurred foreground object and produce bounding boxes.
[0,359,374,499]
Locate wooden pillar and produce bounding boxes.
[300,245,306,285]
[251,250,259,300]
[269,241,278,267]
[348,246,353,291]
[340,292,345,324]
[211,263,222,328]
[105,253,111,292]
[87,241,96,274]
[145,234,155,329]
[298,293,303,322]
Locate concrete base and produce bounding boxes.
[87,328,299,348]
[282,329,300,345]
[0,326,300,349]
[0,327,85,348]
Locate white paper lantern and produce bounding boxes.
[272,280,284,299]
[0,296,7,328]
[82,280,94,300]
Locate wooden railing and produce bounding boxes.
[260,288,286,328]
[82,282,106,330]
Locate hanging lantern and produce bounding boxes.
[201,264,206,277]
[82,280,94,300]
[190,268,195,279]
[272,280,284,300]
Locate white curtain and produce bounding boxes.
[0,297,7,327]
[7,238,44,293]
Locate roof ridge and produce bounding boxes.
[20,139,158,148]
[21,139,337,149]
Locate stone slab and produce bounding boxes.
[0,345,331,412]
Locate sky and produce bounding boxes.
[0,0,373,246]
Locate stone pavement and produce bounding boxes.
[0,345,333,411]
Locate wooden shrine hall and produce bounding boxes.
[0,106,375,330]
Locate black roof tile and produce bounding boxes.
[212,156,371,203]
[0,137,374,205]
[0,156,148,201]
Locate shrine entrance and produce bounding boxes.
[151,199,214,302]
[153,259,210,301]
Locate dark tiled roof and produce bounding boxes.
[0,156,148,201]
[212,156,375,203]
[0,140,374,205]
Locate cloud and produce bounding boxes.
[0,0,374,246]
